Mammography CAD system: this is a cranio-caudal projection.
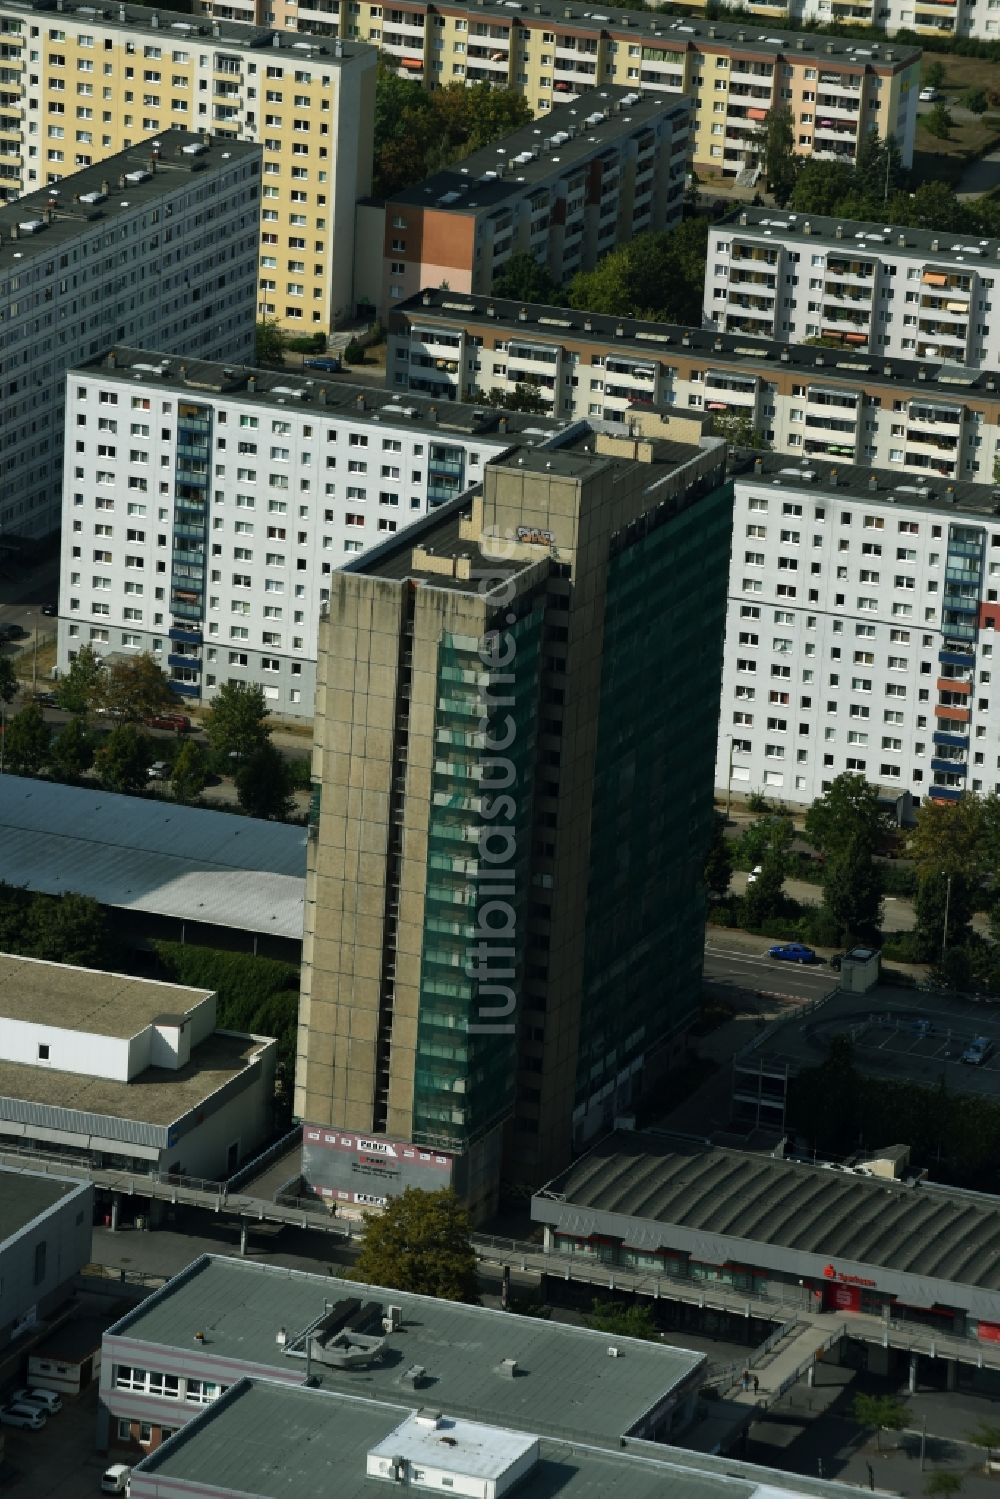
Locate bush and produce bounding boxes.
[796,905,843,948]
[961,87,989,115]
[881,862,917,898]
[880,930,926,963]
[286,333,327,353]
[343,339,364,365]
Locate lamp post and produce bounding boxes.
[941,870,953,969]
[726,735,735,821]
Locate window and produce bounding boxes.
[33,1241,47,1285]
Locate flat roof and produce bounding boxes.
[131,1377,888,1499]
[534,1129,1000,1294]
[108,1256,704,1441]
[78,348,565,442]
[0,132,259,275]
[0,1167,89,1245]
[393,288,1000,402]
[737,985,1000,1101]
[0,953,211,1038]
[0,775,305,941]
[3,0,371,59]
[735,451,1000,520]
[0,1031,266,1131]
[718,208,1000,270]
[387,88,683,212]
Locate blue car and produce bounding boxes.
[768,942,820,965]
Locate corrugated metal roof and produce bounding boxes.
[0,776,305,940]
[535,1132,1000,1292]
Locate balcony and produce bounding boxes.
[931,758,967,777]
[169,625,203,645]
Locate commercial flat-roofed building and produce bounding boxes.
[0,775,305,959]
[705,209,1000,369]
[100,1254,707,1459]
[0,954,276,1180]
[59,348,567,719]
[126,1375,891,1499]
[297,422,731,1215]
[716,453,1000,810]
[0,130,260,545]
[259,0,919,174]
[389,288,1000,485]
[354,88,688,315]
[0,2,375,335]
[533,1129,1000,1342]
[0,1168,93,1349]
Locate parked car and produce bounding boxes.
[961,1036,993,1065]
[919,86,942,102]
[768,942,820,965]
[11,1387,61,1414]
[746,864,763,885]
[101,1463,131,1494]
[2,622,26,640]
[41,601,58,616]
[303,355,342,373]
[145,712,191,733]
[33,691,58,707]
[0,1401,46,1429]
[147,761,171,781]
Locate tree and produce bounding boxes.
[0,655,16,706]
[704,813,733,899]
[235,743,296,821]
[711,409,767,450]
[852,1393,908,1452]
[741,823,789,931]
[23,892,111,969]
[753,105,798,207]
[966,1422,1000,1470]
[822,832,884,946]
[485,383,550,414]
[2,704,50,777]
[171,740,209,803]
[961,88,989,115]
[56,643,104,717]
[925,1475,963,1498]
[93,723,154,794]
[914,871,974,966]
[587,1299,660,1341]
[924,102,953,140]
[789,158,859,215]
[854,131,903,204]
[923,61,947,89]
[205,681,271,760]
[565,220,708,326]
[48,717,95,782]
[909,796,984,882]
[805,773,887,861]
[255,317,287,365]
[738,812,792,870]
[491,251,561,304]
[351,1187,478,1302]
[97,653,172,723]
[886,180,976,234]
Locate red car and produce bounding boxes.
[145,712,191,733]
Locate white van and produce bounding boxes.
[101,1464,130,1494]
[11,1387,62,1414]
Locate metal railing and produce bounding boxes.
[224,1124,302,1192]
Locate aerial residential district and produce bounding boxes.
[7,0,1000,1495]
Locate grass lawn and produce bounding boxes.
[914,114,1000,179]
[921,49,1000,97]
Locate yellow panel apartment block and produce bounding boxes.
[0,0,375,334]
[263,0,921,171]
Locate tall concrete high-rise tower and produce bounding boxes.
[296,420,732,1219]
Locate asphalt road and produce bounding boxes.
[704,940,840,1005]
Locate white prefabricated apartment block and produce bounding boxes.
[717,455,1000,810]
[57,350,568,718]
[0,131,260,544]
[388,288,1000,484]
[704,209,1000,371]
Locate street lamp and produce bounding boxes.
[726,735,735,821]
[941,870,953,969]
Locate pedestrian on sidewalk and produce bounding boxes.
[741,1368,750,1391]
[753,1375,760,1395]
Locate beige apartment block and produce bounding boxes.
[0,0,375,332]
[297,423,731,1216]
[249,0,920,175]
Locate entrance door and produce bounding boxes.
[226,1141,240,1175]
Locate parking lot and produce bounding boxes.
[0,1381,108,1499]
[802,994,1000,1093]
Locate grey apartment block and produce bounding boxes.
[0,130,260,544]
